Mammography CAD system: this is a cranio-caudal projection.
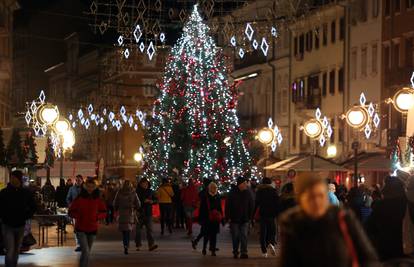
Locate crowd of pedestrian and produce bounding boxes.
[0,170,414,267]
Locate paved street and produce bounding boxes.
[2,223,279,267]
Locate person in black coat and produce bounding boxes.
[135,178,158,251]
[278,182,297,216]
[55,178,69,208]
[225,176,254,259]
[255,177,279,257]
[279,173,379,267]
[366,177,407,261]
[0,170,37,267]
[198,182,222,256]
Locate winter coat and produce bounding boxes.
[366,197,407,261]
[66,185,82,206]
[279,206,379,267]
[181,184,199,208]
[328,191,340,206]
[278,195,297,216]
[255,184,279,218]
[41,184,56,202]
[136,186,156,217]
[113,189,141,231]
[104,187,117,206]
[68,190,107,233]
[55,185,69,208]
[199,192,222,234]
[0,184,37,227]
[156,184,174,204]
[225,188,254,224]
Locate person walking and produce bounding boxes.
[103,183,117,225]
[255,177,279,257]
[55,178,69,208]
[191,178,212,249]
[135,178,158,251]
[225,176,254,259]
[113,180,140,255]
[172,181,185,229]
[67,174,84,252]
[278,182,297,215]
[41,178,56,204]
[366,177,407,261]
[181,178,199,236]
[198,182,222,256]
[0,170,36,267]
[279,173,379,267]
[156,178,174,235]
[68,179,106,267]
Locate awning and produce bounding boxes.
[264,155,348,172]
[341,153,391,172]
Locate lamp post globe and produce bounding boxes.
[38,104,59,125]
[257,127,274,145]
[54,118,70,135]
[393,87,414,113]
[303,119,323,138]
[134,152,143,163]
[345,106,368,129]
[62,130,75,150]
[327,144,337,158]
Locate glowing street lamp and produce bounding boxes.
[257,127,274,145]
[54,118,71,135]
[38,104,59,125]
[62,129,75,150]
[256,118,283,153]
[327,144,337,158]
[303,119,323,139]
[392,87,414,113]
[134,152,144,163]
[345,106,369,129]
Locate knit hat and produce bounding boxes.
[236,176,247,186]
[295,172,325,198]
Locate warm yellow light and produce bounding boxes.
[303,119,323,138]
[345,106,368,129]
[38,104,59,125]
[393,87,414,113]
[62,130,75,150]
[54,118,70,135]
[134,152,143,162]
[257,127,274,145]
[327,144,337,158]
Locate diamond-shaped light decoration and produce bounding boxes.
[315,108,322,120]
[277,133,283,144]
[267,118,274,128]
[103,124,108,131]
[72,122,76,128]
[88,104,93,114]
[230,36,236,47]
[274,125,279,135]
[41,125,47,136]
[109,112,115,121]
[147,41,155,61]
[134,124,138,131]
[94,117,99,126]
[252,39,258,50]
[91,114,96,121]
[133,25,143,43]
[261,37,269,56]
[69,114,73,121]
[160,32,166,43]
[327,125,333,138]
[245,23,254,41]
[359,92,367,106]
[322,116,329,128]
[100,117,104,124]
[373,113,380,128]
[319,135,326,147]
[271,142,277,152]
[84,119,90,129]
[39,90,46,103]
[364,124,372,139]
[25,111,31,125]
[128,116,134,127]
[30,101,37,114]
[117,35,124,46]
[271,26,278,37]
[78,109,84,119]
[122,115,128,123]
[116,120,122,131]
[139,42,145,53]
[411,71,414,88]
[124,48,130,59]
[80,117,85,125]
[368,103,375,117]
[120,106,126,115]
[137,110,144,122]
[238,48,245,59]
[103,108,107,115]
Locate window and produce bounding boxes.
[385,0,391,16]
[329,70,335,95]
[277,90,282,115]
[395,0,401,13]
[330,119,335,143]
[372,0,379,17]
[322,72,327,96]
[315,28,320,49]
[338,68,344,92]
[292,123,297,147]
[406,38,414,67]
[351,49,357,80]
[339,17,345,41]
[294,36,298,56]
[361,46,367,77]
[282,88,288,113]
[331,21,336,43]
[292,82,297,103]
[323,23,328,46]
[338,119,344,142]
[308,31,313,51]
[299,34,305,55]
[305,32,310,51]
[372,44,378,73]
[384,45,391,69]
[408,0,414,9]
[393,42,400,67]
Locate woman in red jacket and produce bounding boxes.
[69,179,106,267]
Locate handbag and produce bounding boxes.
[338,210,360,267]
[206,194,222,223]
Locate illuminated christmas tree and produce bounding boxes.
[143,5,258,191]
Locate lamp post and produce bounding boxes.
[386,86,414,134]
[257,118,283,151]
[54,118,75,180]
[344,93,380,187]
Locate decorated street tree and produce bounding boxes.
[6,128,26,168]
[0,128,7,167]
[24,131,38,165]
[143,5,258,192]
